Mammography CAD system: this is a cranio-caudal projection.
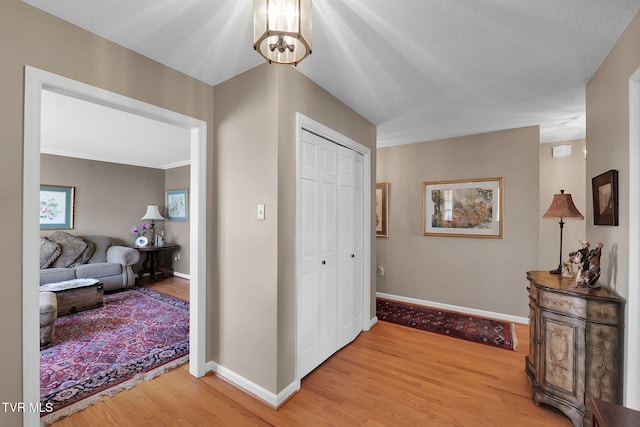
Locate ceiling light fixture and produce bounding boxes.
[253,0,312,65]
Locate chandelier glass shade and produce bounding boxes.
[254,0,312,65]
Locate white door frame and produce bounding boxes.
[627,66,640,409]
[23,66,207,426]
[295,113,372,382]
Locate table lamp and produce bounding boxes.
[543,190,584,274]
[141,205,165,246]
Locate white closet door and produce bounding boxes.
[353,152,364,333]
[318,139,339,363]
[298,130,364,378]
[337,146,356,348]
[298,130,338,378]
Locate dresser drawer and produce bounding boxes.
[539,289,586,317]
[587,301,619,324]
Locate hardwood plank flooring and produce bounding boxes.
[52,279,571,426]
[139,275,190,301]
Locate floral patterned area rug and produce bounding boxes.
[40,287,189,425]
[376,298,517,351]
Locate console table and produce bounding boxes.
[525,271,624,427]
[135,244,176,282]
[592,398,640,427]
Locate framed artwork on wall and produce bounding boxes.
[40,185,75,230]
[592,170,618,226]
[166,188,188,221]
[423,177,503,238]
[376,182,389,238]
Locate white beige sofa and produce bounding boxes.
[40,233,140,292]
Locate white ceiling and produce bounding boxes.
[41,89,191,169]
[25,0,640,166]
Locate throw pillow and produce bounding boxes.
[39,237,61,269]
[47,231,88,268]
[70,238,96,267]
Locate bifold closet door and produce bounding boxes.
[298,130,364,379]
[299,131,338,377]
[337,146,364,348]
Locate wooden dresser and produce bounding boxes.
[525,271,624,427]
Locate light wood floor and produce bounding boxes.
[52,278,571,426]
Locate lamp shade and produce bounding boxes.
[254,0,312,65]
[141,205,165,221]
[543,190,584,220]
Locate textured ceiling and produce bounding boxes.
[23,0,640,162]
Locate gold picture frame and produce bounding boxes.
[376,182,389,238]
[423,177,503,238]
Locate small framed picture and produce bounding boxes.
[376,182,389,238]
[166,188,188,221]
[40,185,75,230]
[592,170,618,226]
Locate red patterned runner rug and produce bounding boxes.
[40,287,189,425]
[376,298,517,351]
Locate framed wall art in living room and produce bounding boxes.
[166,188,188,221]
[40,185,75,230]
[376,182,389,238]
[423,177,503,238]
[592,169,618,226]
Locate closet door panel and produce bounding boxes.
[337,147,356,348]
[298,138,321,376]
[318,142,338,360]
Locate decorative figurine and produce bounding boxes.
[576,242,603,289]
[562,241,589,279]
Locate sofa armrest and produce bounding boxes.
[106,246,140,266]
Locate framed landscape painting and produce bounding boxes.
[592,170,618,226]
[166,188,188,221]
[40,185,75,230]
[376,182,389,238]
[423,177,503,238]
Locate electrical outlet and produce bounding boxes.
[174,253,181,261]
[377,266,384,276]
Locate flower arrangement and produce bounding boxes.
[131,223,150,237]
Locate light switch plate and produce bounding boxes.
[257,203,265,220]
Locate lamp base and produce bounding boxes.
[549,266,562,275]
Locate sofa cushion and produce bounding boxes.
[39,237,61,269]
[75,262,122,279]
[83,235,113,263]
[40,267,77,285]
[71,238,96,267]
[47,231,88,268]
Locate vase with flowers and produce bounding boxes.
[131,223,150,247]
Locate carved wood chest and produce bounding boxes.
[525,271,624,427]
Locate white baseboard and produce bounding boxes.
[376,292,529,325]
[172,271,190,280]
[367,316,378,330]
[205,361,300,408]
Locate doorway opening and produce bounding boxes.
[23,66,207,425]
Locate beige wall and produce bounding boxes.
[210,64,376,394]
[376,126,539,318]
[41,154,166,244]
[0,2,213,424]
[586,11,640,298]
[210,64,279,391]
[274,66,377,390]
[165,166,191,275]
[539,140,587,271]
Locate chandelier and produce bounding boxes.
[253,0,312,65]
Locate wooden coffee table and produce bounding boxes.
[40,278,104,316]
